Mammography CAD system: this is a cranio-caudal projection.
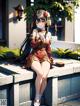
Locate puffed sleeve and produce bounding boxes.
[46,32,51,43]
[46,32,54,64]
[46,32,52,56]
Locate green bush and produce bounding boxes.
[0,46,80,62]
[52,48,80,60]
[0,46,20,61]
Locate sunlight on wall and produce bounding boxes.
[9,0,26,49]
[75,7,80,44]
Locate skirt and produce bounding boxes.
[24,53,51,68]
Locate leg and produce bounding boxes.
[31,60,43,102]
[40,61,50,95]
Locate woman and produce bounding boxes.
[25,10,53,106]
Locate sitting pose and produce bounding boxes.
[25,10,53,106]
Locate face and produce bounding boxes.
[36,18,46,30]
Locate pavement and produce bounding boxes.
[58,98,80,106]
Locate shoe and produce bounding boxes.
[33,100,40,106]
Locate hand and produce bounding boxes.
[50,57,54,64]
[40,35,45,41]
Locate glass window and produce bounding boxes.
[50,18,65,41]
[0,1,2,39]
[0,0,8,45]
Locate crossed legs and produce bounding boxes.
[31,60,50,105]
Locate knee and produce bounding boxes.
[42,75,47,81]
[37,72,43,79]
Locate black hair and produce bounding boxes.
[15,32,32,65]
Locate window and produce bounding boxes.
[50,18,65,40]
[0,1,3,40]
[0,0,8,45]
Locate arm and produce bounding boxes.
[31,29,41,48]
[46,32,54,63]
[45,32,52,55]
[43,32,51,44]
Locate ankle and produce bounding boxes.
[34,99,40,103]
[35,94,41,101]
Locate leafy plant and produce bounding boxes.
[23,0,80,23]
[22,0,80,36]
[68,50,80,60]
[0,46,20,61]
[0,46,80,62]
[52,48,80,60]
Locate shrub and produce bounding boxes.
[0,46,20,61]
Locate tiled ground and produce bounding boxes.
[58,98,80,106]
[41,99,80,106]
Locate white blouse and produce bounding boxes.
[31,29,51,42]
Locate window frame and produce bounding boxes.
[0,0,8,46]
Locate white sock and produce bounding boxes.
[35,94,41,101]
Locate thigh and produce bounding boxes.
[41,61,50,77]
[31,60,43,76]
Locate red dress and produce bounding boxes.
[24,30,53,68]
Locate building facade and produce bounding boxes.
[0,0,26,49]
[0,0,79,49]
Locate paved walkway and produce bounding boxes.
[40,99,80,106]
[58,98,80,106]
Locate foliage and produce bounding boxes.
[52,48,80,60]
[0,46,20,61]
[0,46,80,62]
[24,0,80,23]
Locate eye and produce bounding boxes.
[37,19,40,22]
[41,20,45,22]
[41,18,46,22]
[36,18,46,22]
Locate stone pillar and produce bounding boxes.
[44,77,58,106]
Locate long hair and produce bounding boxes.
[18,33,32,64]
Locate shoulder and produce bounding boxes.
[32,29,38,33]
[31,29,38,38]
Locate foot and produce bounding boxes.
[33,100,40,106]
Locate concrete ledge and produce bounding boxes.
[0,76,13,86]
[49,65,74,77]
[0,59,80,106]
[0,64,27,74]
[13,71,34,83]
[0,59,80,83]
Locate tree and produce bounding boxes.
[24,0,80,22]
[24,0,80,35]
